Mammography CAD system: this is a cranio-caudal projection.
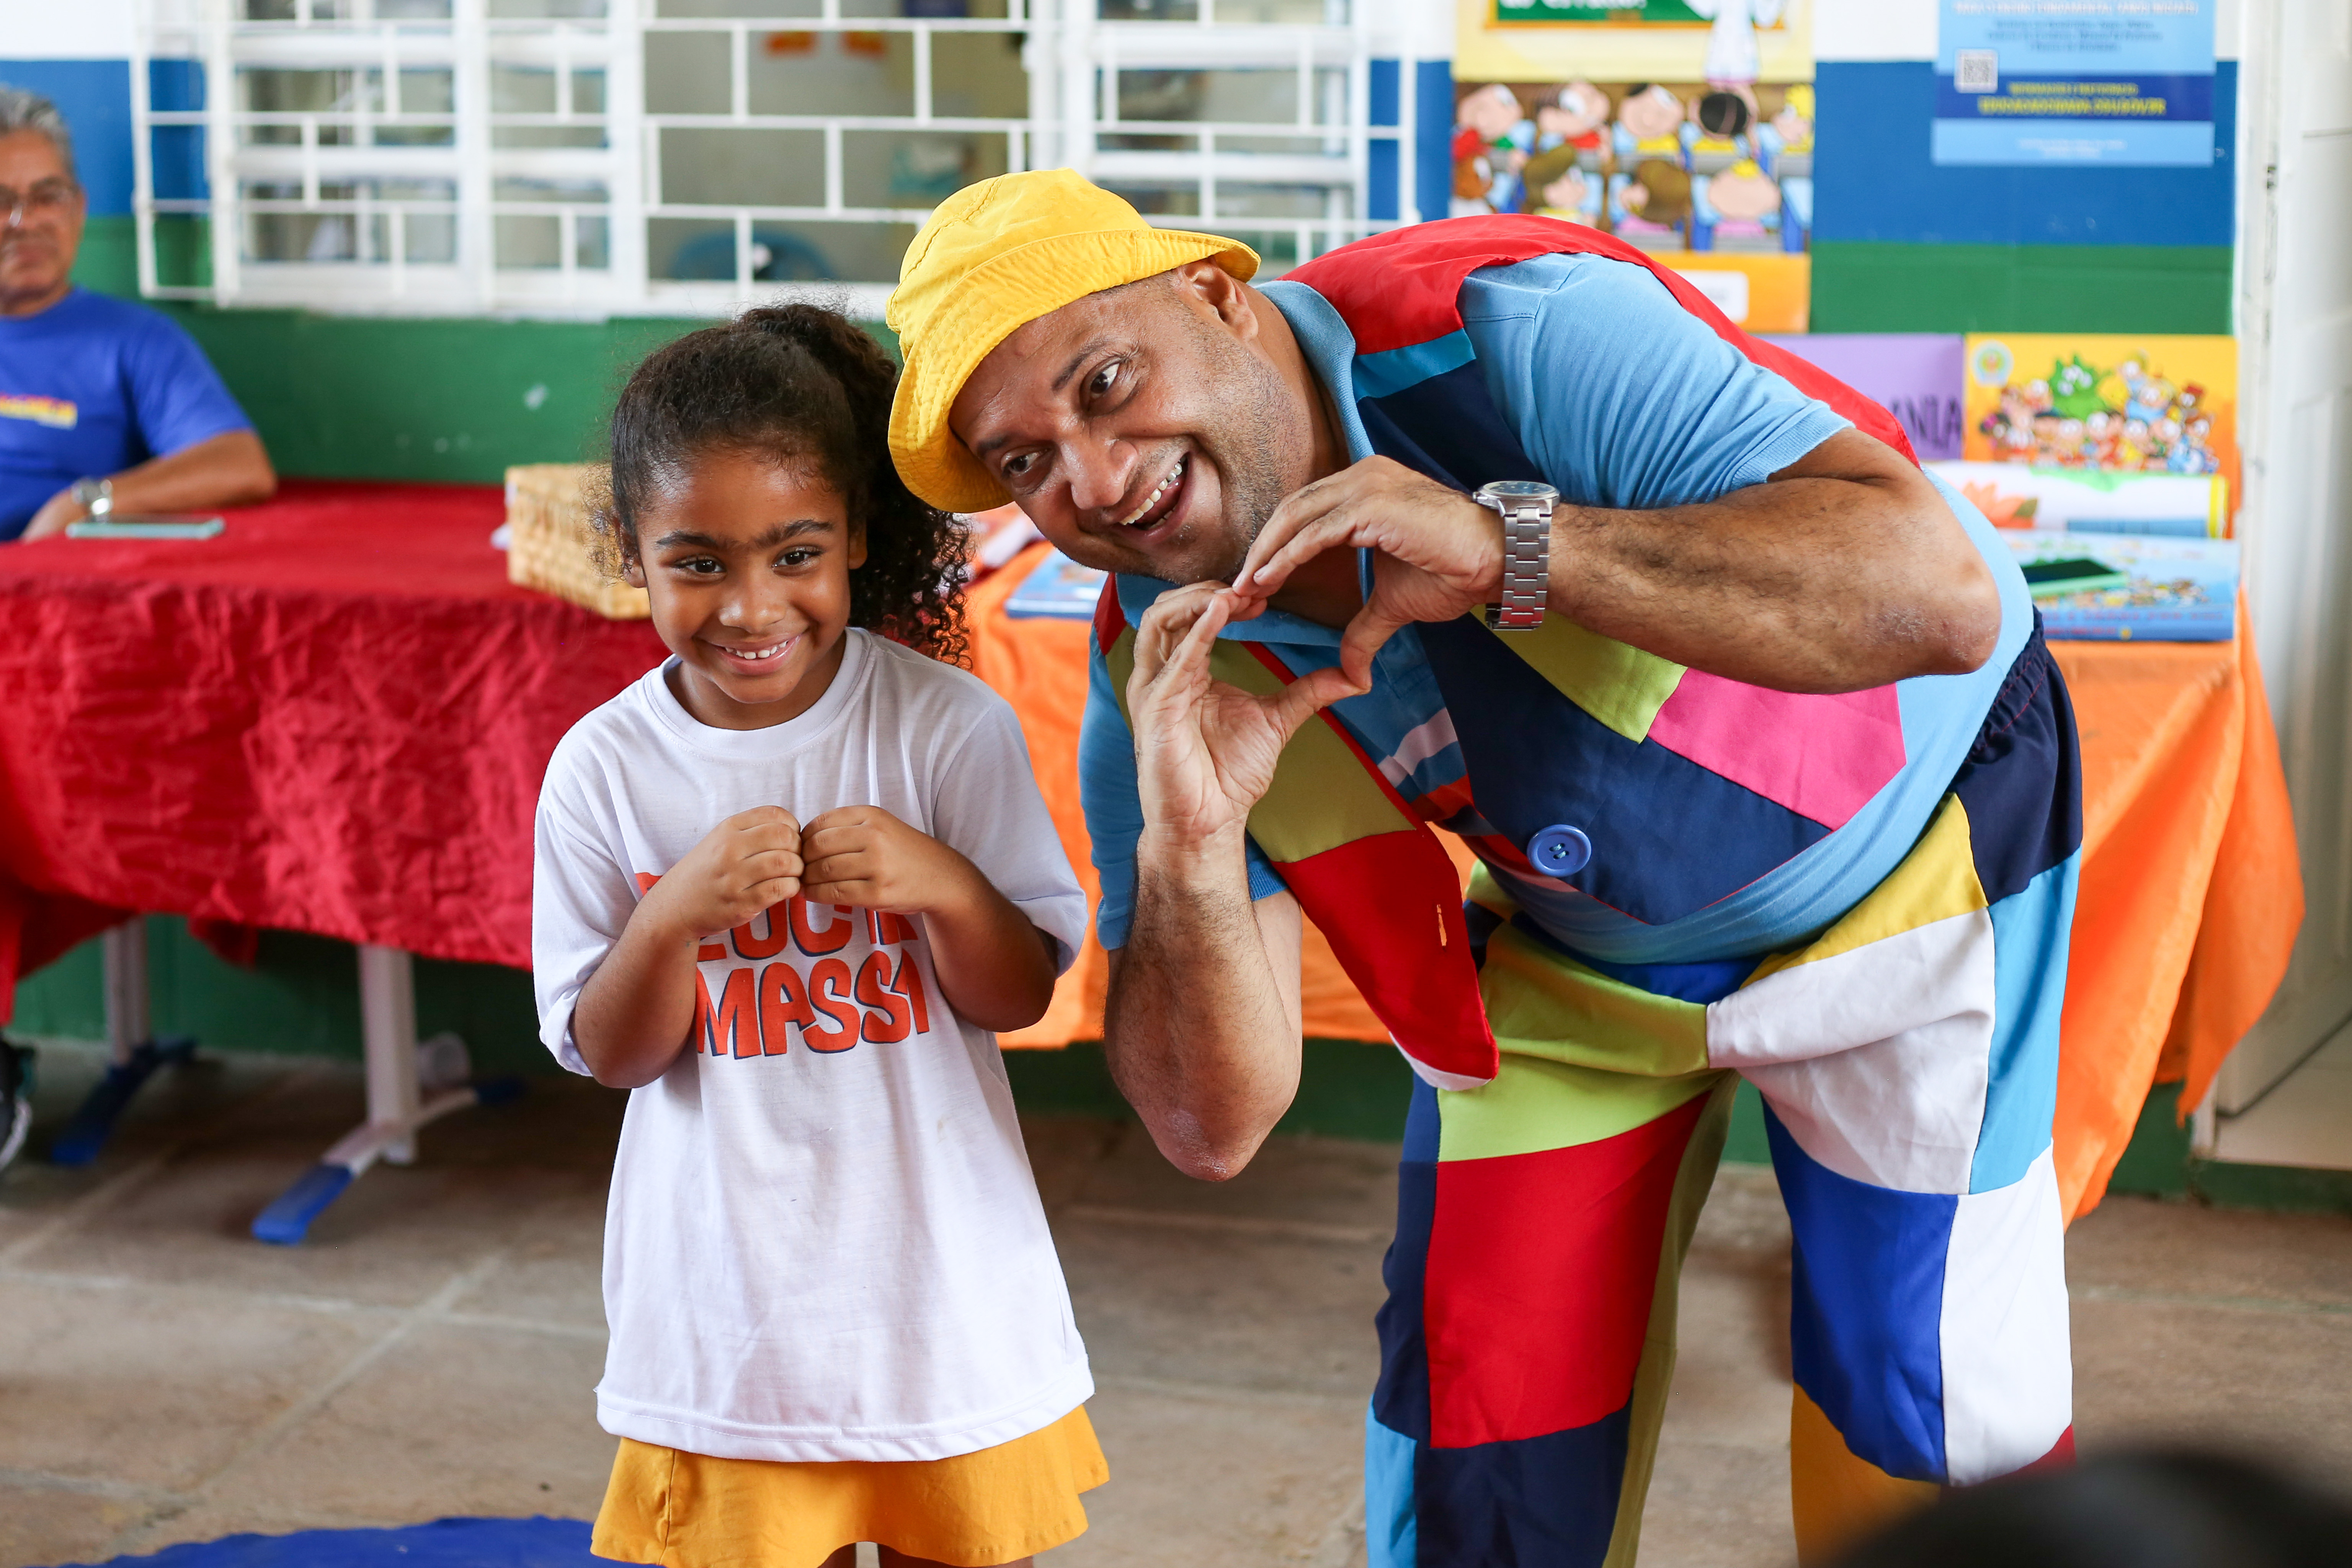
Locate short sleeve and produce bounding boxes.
[122,311,252,462]
[1457,253,1849,511]
[928,699,1089,975]
[531,748,637,1077]
[1080,635,1288,952]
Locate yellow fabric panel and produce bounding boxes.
[1103,629,1408,864]
[593,1405,1107,1568]
[1604,1077,1741,1568]
[1746,797,1989,984]
[1788,1387,1940,1568]
[1503,617,1687,743]
[1437,1050,1725,1162]
[1477,922,1715,1080]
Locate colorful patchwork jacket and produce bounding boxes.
[1090,216,2053,1093]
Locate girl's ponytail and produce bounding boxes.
[604,302,970,665]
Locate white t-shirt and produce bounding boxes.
[532,630,1093,1463]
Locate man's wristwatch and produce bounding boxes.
[1471,480,1557,630]
[70,477,114,519]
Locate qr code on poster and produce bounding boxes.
[1955,50,1999,92]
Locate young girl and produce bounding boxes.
[532,305,1101,1568]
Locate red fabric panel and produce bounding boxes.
[1274,830,1498,1085]
[1281,215,1919,466]
[1424,1093,1711,1448]
[0,479,670,1020]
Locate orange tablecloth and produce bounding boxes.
[969,551,2302,1217]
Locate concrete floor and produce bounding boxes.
[3,1042,2350,1568]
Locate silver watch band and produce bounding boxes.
[1486,500,1550,630]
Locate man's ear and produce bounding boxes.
[1171,258,1258,345]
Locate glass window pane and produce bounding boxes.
[572,69,608,114]
[493,124,609,149]
[398,70,455,115]
[651,218,911,283]
[658,0,820,15]
[928,32,1030,120]
[660,128,826,208]
[490,0,606,15]
[650,217,738,280]
[1215,183,1343,220]
[492,64,559,114]
[1102,185,1200,218]
[495,177,610,204]
[841,132,1005,209]
[404,212,457,263]
[576,214,611,270]
[746,33,913,118]
[646,32,730,114]
[497,213,565,268]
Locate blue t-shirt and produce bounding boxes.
[0,287,253,540]
[1080,253,1851,950]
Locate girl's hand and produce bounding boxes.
[800,805,1060,1033]
[800,806,980,915]
[641,806,804,939]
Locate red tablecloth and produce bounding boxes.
[0,480,668,1010]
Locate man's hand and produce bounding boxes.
[800,805,978,914]
[22,488,83,541]
[1232,456,1504,690]
[1129,581,1360,848]
[640,806,803,941]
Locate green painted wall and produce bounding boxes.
[1810,242,2235,335]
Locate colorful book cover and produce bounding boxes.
[2002,529,2238,642]
[1767,334,1965,459]
[1962,332,2238,530]
[1002,547,1108,621]
[1927,460,2226,537]
[1450,3,1815,330]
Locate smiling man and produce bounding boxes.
[886,172,2082,1567]
[0,86,274,541]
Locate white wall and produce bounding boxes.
[0,0,136,58]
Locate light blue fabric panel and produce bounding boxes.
[1364,1405,1420,1568]
[1972,852,2080,1194]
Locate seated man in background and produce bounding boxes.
[0,86,273,541]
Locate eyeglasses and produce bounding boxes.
[0,181,79,227]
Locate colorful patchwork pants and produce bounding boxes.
[1368,632,2082,1568]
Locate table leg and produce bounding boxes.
[250,944,522,1245]
[361,944,422,1167]
[48,920,198,1168]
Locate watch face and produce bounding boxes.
[1479,480,1558,502]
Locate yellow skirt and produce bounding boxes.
[591,1405,1107,1568]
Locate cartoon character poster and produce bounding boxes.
[1453,0,1813,331]
[1962,333,2238,530]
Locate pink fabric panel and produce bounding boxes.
[1644,671,1908,830]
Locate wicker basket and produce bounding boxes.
[504,462,650,619]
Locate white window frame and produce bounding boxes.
[130,0,1419,318]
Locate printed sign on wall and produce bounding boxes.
[1934,0,2216,165]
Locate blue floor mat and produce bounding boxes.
[57,1517,600,1568]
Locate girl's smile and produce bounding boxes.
[627,448,867,731]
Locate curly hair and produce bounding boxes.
[601,303,969,665]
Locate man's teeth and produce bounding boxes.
[1117,457,1185,528]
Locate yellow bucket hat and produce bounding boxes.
[885,169,1258,513]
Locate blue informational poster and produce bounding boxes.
[1933,0,2216,166]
